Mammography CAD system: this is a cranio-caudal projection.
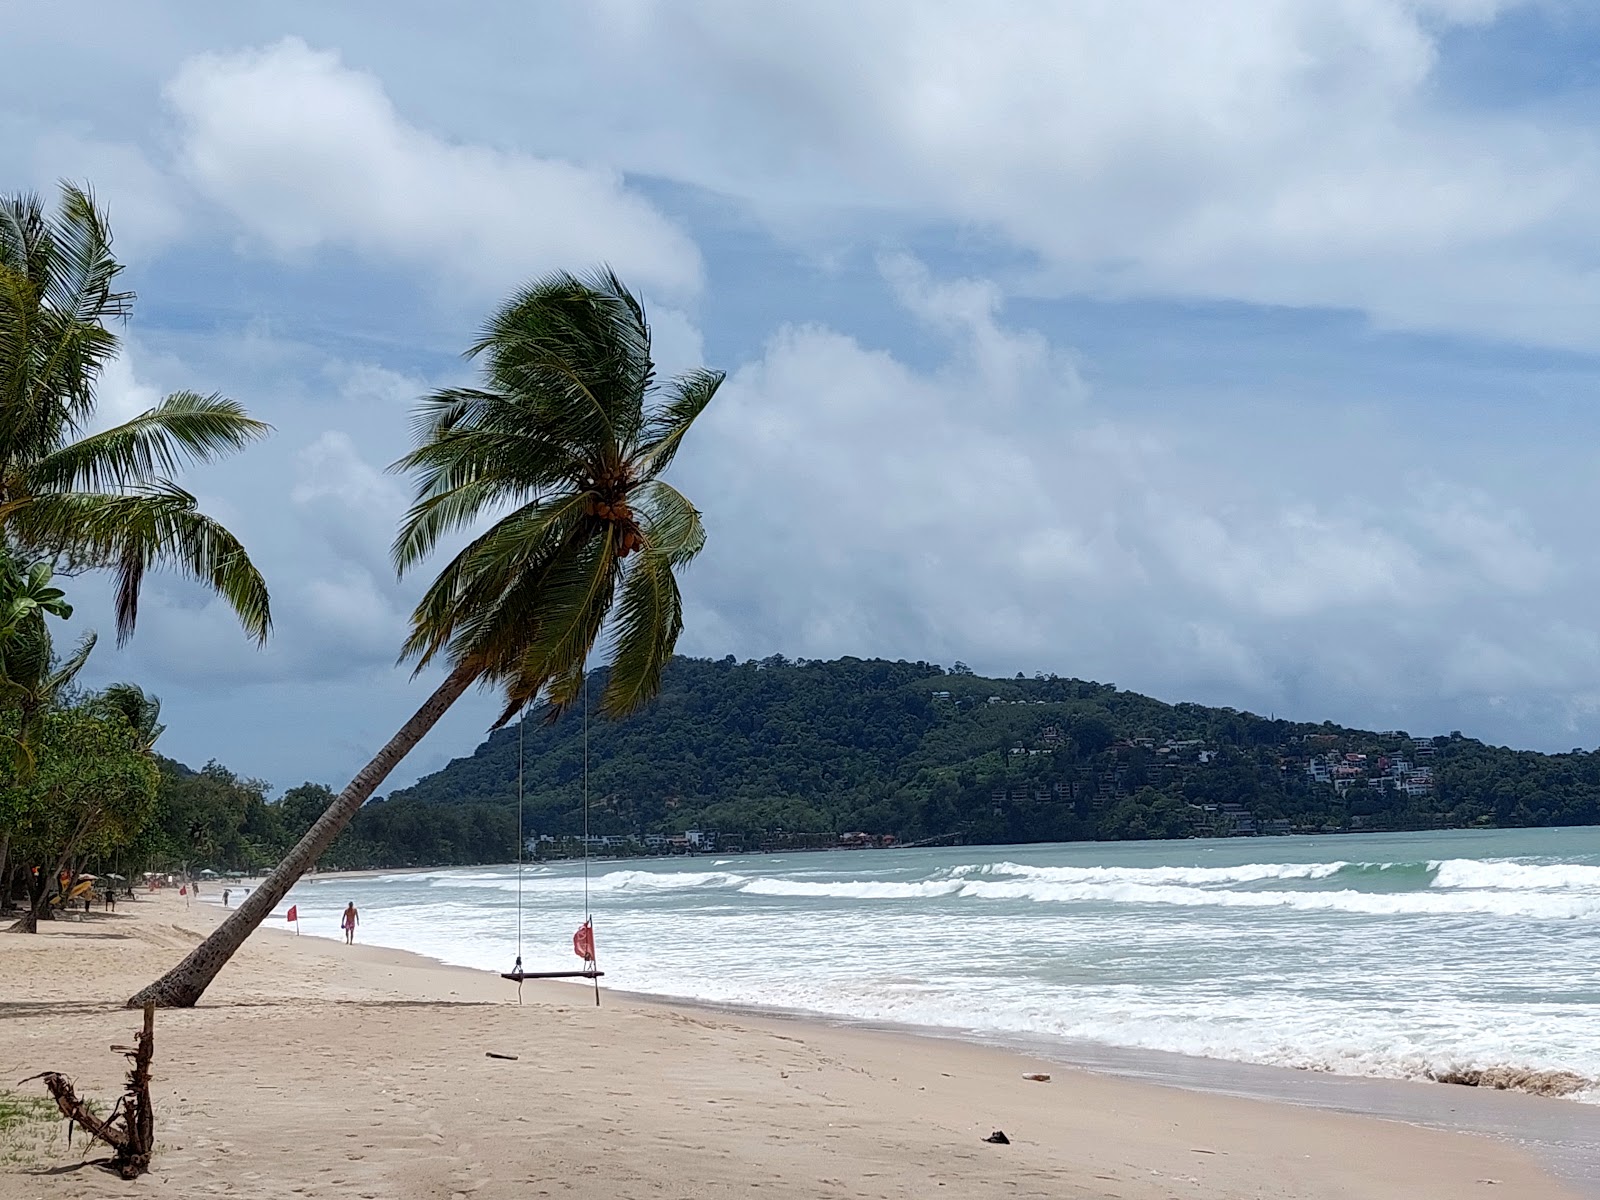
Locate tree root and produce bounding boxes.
[21,1001,156,1178]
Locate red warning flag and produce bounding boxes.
[573,922,595,962]
[179,885,187,896]
[286,905,298,922]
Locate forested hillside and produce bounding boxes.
[304,655,1600,866]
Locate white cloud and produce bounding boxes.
[540,0,1600,346]
[89,345,164,431]
[24,132,186,261]
[672,255,1600,742]
[164,37,702,298]
[292,430,410,579]
[16,3,1600,784]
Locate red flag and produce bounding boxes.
[286,905,298,922]
[179,885,187,896]
[573,922,595,962]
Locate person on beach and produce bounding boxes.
[223,888,231,907]
[341,901,359,944]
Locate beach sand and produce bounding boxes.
[0,893,1577,1200]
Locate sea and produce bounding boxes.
[262,826,1600,1189]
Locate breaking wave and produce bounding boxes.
[955,860,1352,886]
[588,869,748,892]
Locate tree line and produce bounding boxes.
[51,649,1600,886]
[371,654,1600,855]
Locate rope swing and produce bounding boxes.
[504,673,604,1004]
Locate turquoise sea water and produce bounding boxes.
[269,827,1600,1094]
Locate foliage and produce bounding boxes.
[392,266,720,723]
[0,546,81,770]
[338,655,1600,861]
[131,760,287,872]
[0,182,271,644]
[2,699,160,883]
[26,656,1600,881]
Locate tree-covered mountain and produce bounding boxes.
[309,654,1600,866]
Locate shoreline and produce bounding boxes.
[1,893,1585,1199]
[277,863,1600,1103]
[242,865,1600,1181]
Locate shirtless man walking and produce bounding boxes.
[341,901,359,944]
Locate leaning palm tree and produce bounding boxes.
[0,183,271,644]
[130,267,721,1007]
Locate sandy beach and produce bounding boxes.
[0,893,1578,1200]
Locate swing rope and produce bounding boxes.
[583,670,591,924]
[505,673,604,1001]
[513,706,526,1002]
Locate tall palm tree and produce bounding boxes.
[129,268,721,1007]
[0,182,271,644]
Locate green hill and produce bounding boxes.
[316,655,1600,866]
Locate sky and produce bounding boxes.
[9,0,1600,791]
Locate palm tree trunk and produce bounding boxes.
[126,663,479,1008]
[0,833,9,912]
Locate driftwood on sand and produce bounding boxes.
[22,1001,157,1178]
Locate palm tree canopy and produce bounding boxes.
[97,681,165,752]
[392,267,721,724]
[0,182,272,644]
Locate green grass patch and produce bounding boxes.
[0,1088,63,1166]
[0,1091,55,1135]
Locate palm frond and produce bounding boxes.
[598,548,683,718]
[633,480,707,566]
[26,391,271,494]
[34,183,131,431]
[632,367,723,475]
[99,681,165,750]
[399,493,589,669]
[487,524,621,726]
[440,517,600,685]
[45,629,96,696]
[470,269,654,464]
[6,485,272,645]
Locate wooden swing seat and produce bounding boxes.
[501,970,604,982]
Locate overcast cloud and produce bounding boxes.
[7,2,1600,790]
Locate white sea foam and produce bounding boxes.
[721,870,1600,917]
[957,861,1350,886]
[741,878,966,899]
[588,869,748,892]
[1429,858,1600,891]
[955,878,1600,918]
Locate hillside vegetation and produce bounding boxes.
[298,655,1600,866]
